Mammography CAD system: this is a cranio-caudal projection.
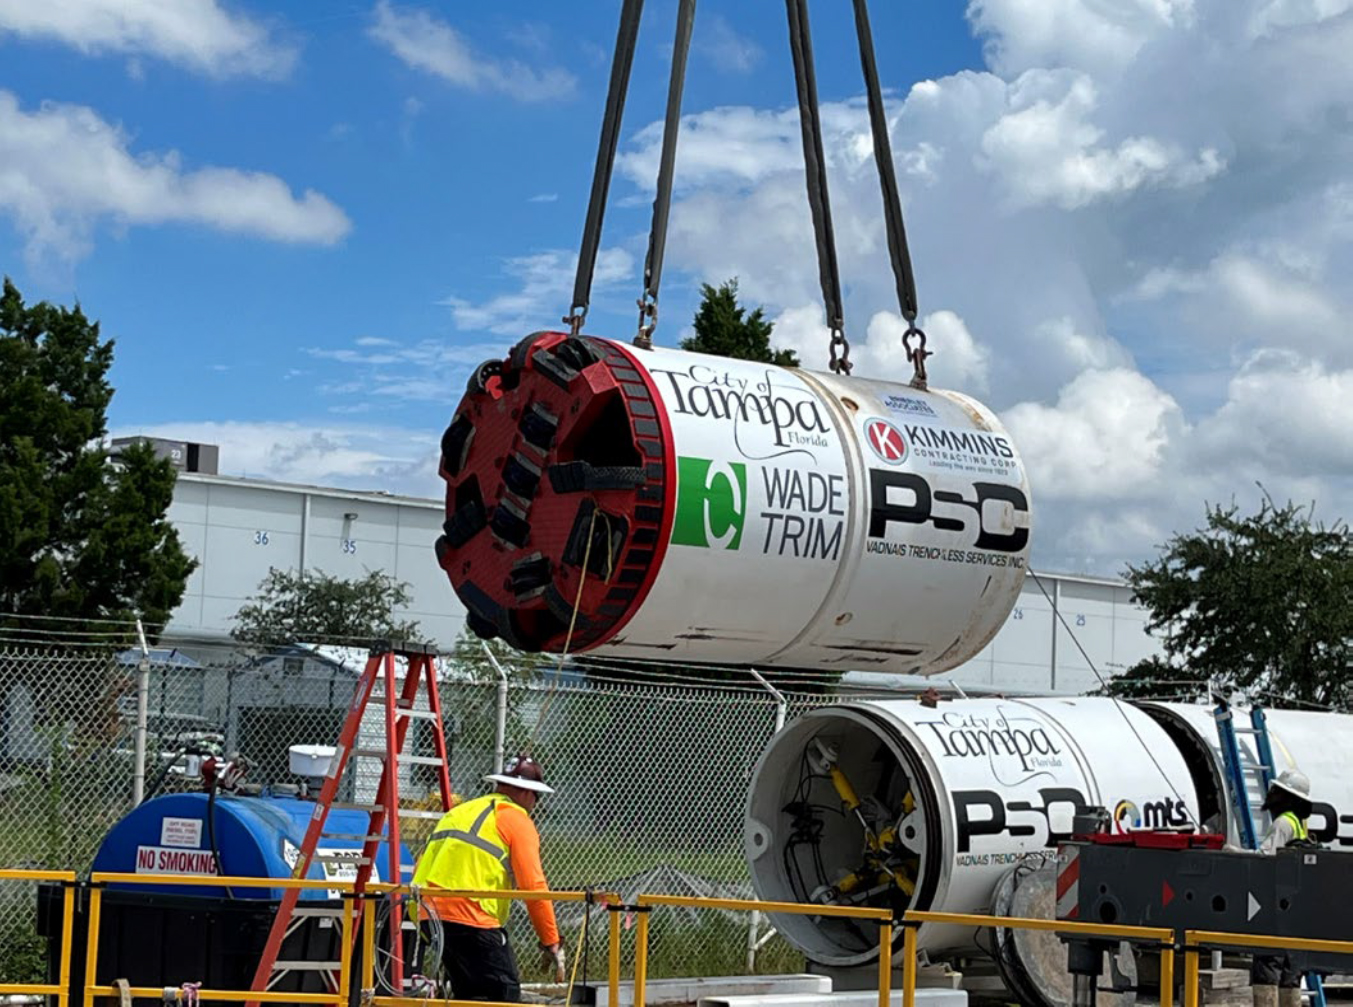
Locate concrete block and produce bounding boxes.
[699,988,969,1007]
[1201,969,1251,990]
[579,973,832,1007]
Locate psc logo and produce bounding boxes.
[672,457,746,550]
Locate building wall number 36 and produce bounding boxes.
[252,531,357,554]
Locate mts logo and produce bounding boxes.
[672,457,746,549]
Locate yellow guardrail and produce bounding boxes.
[362,886,623,1007]
[902,909,1177,1007]
[82,876,621,1007]
[84,873,360,1007]
[1181,930,1353,1007]
[20,867,1353,1007]
[0,870,78,1007]
[636,893,896,1007]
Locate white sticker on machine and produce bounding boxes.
[159,817,203,849]
[318,848,381,899]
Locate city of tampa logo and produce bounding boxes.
[672,457,746,549]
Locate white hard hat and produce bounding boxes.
[1269,769,1310,801]
[484,754,555,794]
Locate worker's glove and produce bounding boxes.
[542,942,566,983]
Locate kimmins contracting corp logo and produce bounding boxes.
[864,417,908,465]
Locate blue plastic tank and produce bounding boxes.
[92,792,414,900]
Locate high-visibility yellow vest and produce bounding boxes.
[413,793,517,924]
[1279,811,1308,843]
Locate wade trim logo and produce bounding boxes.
[671,457,747,549]
[864,417,908,465]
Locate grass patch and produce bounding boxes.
[508,908,807,985]
[543,834,747,887]
[0,923,45,983]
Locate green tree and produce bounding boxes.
[0,277,195,636]
[1103,496,1353,708]
[680,279,799,366]
[444,624,540,684]
[232,567,421,646]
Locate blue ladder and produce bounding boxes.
[1213,700,1270,849]
[1213,700,1327,1007]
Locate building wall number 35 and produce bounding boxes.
[252,531,357,554]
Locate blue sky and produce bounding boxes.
[0,3,981,427]
[3,1,1352,575]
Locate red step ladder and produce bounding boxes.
[249,641,453,998]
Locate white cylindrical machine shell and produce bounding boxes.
[599,348,1033,672]
[440,336,1033,675]
[1142,703,1353,848]
[745,697,1200,965]
[745,697,1353,967]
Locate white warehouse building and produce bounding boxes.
[134,438,1164,692]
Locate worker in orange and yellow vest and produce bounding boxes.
[413,754,564,1002]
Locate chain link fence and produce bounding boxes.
[0,640,866,984]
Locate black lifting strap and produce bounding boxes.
[785,0,851,375]
[568,0,645,336]
[635,0,697,349]
[851,0,928,387]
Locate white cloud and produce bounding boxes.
[369,1,576,102]
[1004,367,1185,501]
[618,106,804,190]
[1031,316,1133,372]
[1193,352,1353,475]
[0,91,350,262]
[967,0,1194,77]
[528,193,558,204]
[0,0,295,78]
[1245,0,1353,39]
[112,421,442,498]
[442,247,634,336]
[696,15,763,74]
[1125,247,1351,365]
[771,306,991,392]
[998,352,1353,572]
[979,71,1224,209]
[305,336,509,404]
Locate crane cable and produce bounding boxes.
[571,0,929,383]
[849,0,928,388]
[784,0,850,375]
[634,0,697,350]
[566,0,645,338]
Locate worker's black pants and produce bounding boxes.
[440,921,521,1002]
[1252,955,1301,989]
